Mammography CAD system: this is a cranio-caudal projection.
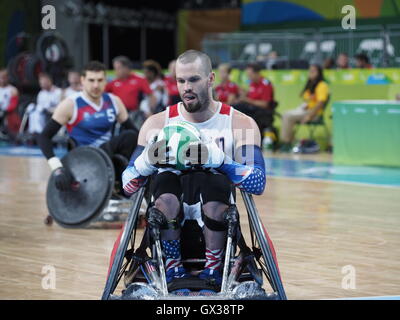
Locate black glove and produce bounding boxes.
[182,141,209,169]
[149,139,176,169]
[53,167,75,191]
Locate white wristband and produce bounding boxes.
[48,157,63,171]
[134,153,156,176]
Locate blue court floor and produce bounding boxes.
[266,157,400,188]
[1,145,400,188]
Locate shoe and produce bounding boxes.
[165,266,188,283]
[198,268,222,285]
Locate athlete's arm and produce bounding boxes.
[112,94,137,132]
[218,111,265,195]
[5,86,19,113]
[122,111,165,195]
[37,98,75,191]
[113,95,129,123]
[185,109,265,195]
[226,110,266,195]
[38,98,73,163]
[200,110,265,195]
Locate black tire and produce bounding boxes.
[101,187,146,300]
[47,147,115,228]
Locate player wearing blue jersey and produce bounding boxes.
[37,61,138,193]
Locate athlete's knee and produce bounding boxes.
[154,193,180,219]
[202,201,228,221]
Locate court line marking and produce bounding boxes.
[333,295,400,300]
[269,175,400,190]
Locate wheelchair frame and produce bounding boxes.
[101,184,287,300]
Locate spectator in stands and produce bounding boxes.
[336,53,350,69]
[28,72,62,136]
[105,56,156,116]
[164,60,181,105]
[280,64,329,152]
[63,70,81,99]
[215,63,239,105]
[355,53,373,69]
[0,68,20,140]
[323,57,335,69]
[141,59,168,115]
[232,62,276,136]
[396,93,400,101]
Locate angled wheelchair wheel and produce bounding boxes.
[240,191,287,300]
[46,146,115,228]
[101,187,147,300]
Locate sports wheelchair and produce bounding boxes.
[102,170,287,300]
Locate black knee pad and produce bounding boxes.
[150,171,182,201]
[200,173,232,205]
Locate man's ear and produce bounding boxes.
[209,72,215,87]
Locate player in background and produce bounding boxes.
[0,69,20,140]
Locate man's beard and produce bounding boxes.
[182,91,209,113]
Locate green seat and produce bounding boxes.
[295,94,331,144]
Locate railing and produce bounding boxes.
[202,25,400,68]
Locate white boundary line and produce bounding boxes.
[333,295,400,300]
[269,175,400,190]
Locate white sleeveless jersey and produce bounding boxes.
[0,85,13,111]
[164,101,235,160]
[163,102,235,227]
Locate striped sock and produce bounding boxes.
[204,248,223,270]
[162,239,183,271]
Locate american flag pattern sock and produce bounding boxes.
[162,239,183,271]
[204,248,223,270]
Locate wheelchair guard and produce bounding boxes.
[46,146,134,228]
[101,179,287,300]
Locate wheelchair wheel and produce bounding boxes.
[102,187,146,300]
[241,191,287,300]
[46,146,115,228]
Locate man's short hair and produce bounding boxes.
[355,53,369,64]
[81,61,106,77]
[246,62,263,73]
[112,55,132,69]
[219,63,232,74]
[143,59,162,77]
[38,72,53,81]
[177,50,212,75]
[68,70,80,76]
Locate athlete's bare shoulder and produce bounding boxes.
[9,85,18,96]
[231,108,261,147]
[52,97,75,126]
[137,110,166,145]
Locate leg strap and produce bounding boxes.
[202,211,227,231]
[202,205,239,232]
